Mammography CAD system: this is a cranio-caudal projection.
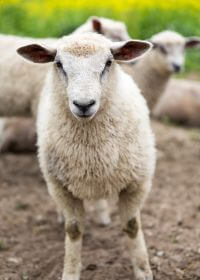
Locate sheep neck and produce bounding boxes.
[122,56,171,110]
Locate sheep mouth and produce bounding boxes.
[73,112,95,120]
[78,114,91,118]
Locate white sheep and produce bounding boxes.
[74,16,130,41]
[122,30,200,110]
[17,33,155,280]
[153,78,200,126]
[0,16,130,152]
[0,117,36,153]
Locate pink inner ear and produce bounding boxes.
[113,41,149,60]
[92,19,102,34]
[122,46,134,59]
[186,39,200,48]
[18,44,56,63]
[32,50,54,63]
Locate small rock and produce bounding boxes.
[151,256,161,266]
[156,250,164,257]
[21,273,29,280]
[7,257,22,264]
[35,215,47,225]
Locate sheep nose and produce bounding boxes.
[73,100,96,114]
[172,64,181,73]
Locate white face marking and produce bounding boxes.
[55,43,113,120]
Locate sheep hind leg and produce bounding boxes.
[119,185,153,280]
[94,199,111,225]
[48,181,85,280]
[58,199,111,226]
[56,205,65,224]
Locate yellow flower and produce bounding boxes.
[1,0,200,17]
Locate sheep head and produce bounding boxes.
[17,33,151,120]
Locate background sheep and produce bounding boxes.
[18,33,155,280]
[0,16,130,153]
[74,16,130,41]
[153,78,200,126]
[122,30,200,110]
[0,117,36,153]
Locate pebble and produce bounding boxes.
[156,250,164,257]
[7,257,22,264]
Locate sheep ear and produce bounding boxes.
[111,40,152,61]
[17,44,56,63]
[185,37,200,48]
[91,17,102,34]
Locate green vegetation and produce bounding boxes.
[0,2,200,72]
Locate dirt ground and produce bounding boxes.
[0,120,200,280]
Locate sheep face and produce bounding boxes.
[153,42,185,73]
[150,30,200,74]
[56,42,112,120]
[17,33,152,120]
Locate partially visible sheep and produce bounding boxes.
[0,16,130,153]
[0,35,56,117]
[74,16,130,41]
[0,35,55,154]
[153,78,200,126]
[18,33,155,280]
[122,30,200,110]
[0,117,36,153]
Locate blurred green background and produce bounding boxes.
[0,0,200,74]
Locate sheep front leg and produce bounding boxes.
[48,182,84,280]
[119,183,153,280]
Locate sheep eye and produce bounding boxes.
[56,61,66,76]
[159,46,168,55]
[56,61,62,68]
[101,59,112,77]
[106,60,112,67]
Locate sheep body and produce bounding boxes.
[38,65,155,200]
[0,35,56,152]
[122,55,170,110]
[0,35,57,116]
[153,78,200,126]
[0,117,36,153]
